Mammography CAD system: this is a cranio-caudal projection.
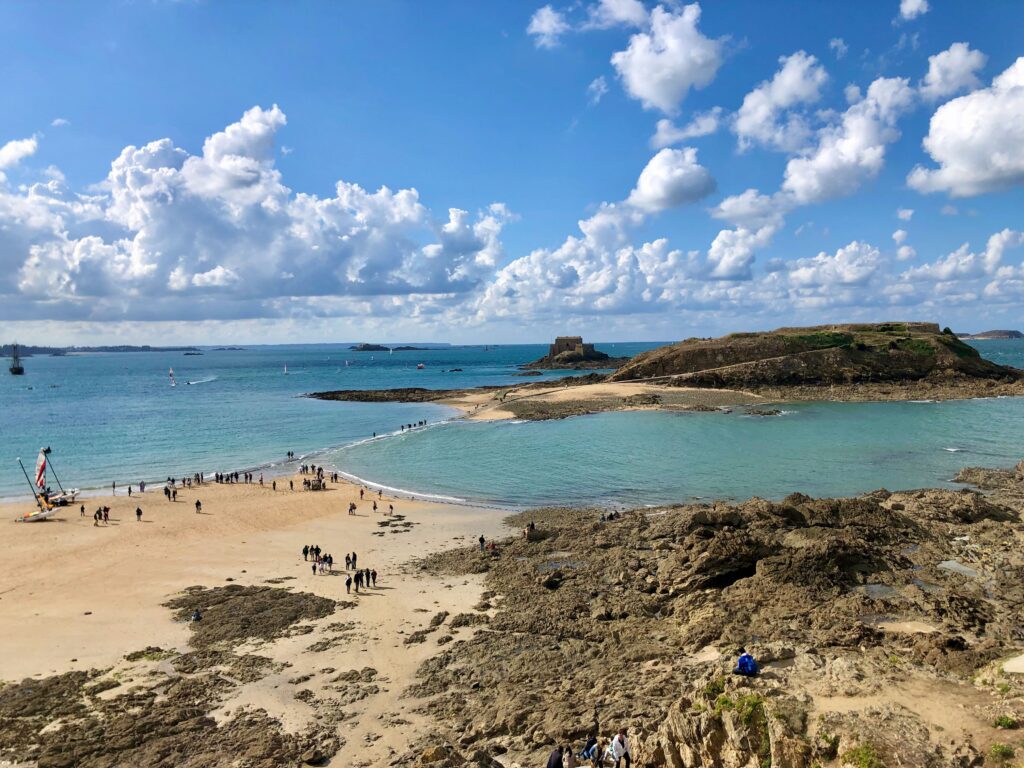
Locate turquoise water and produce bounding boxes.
[0,342,655,500]
[2,339,1022,507]
[329,398,1024,508]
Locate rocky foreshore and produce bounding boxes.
[399,464,1024,767]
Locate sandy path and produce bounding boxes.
[0,478,509,766]
[439,380,761,421]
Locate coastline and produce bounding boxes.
[2,464,1023,766]
[0,475,511,767]
[310,376,1024,423]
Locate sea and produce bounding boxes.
[2,340,1023,509]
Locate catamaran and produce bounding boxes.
[15,448,79,521]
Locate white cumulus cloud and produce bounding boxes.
[899,0,929,21]
[626,147,716,212]
[527,5,570,49]
[611,3,722,114]
[584,0,648,29]
[920,42,987,101]
[782,76,915,204]
[0,137,39,169]
[734,51,829,152]
[650,108,723,148]
[908,58,1024,197]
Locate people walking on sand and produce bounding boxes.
[388,503,394,515]
[128,485,132,497]
[303,545,310,561]
[103,507,110,524]
[195,499,202,513]
[351,552,357,569]
[345,553,351,570]
[359,488,364,500]
[345,575,352,594]
[327,554,333,572]
[172,488,177,501]
[311,562,317,576]
[136,507,142,522]
[479,534,485,551]
[140,480,145,493]
[80,504,85,517]
[93,510,100,526]
[111,481,116,496]
[289,479,294,491]
[354,571,361,592]
[372,500,377,513]
[370,569,377,587]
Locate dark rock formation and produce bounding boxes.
[611,322,1022,391]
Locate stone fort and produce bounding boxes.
[548,336,596,358]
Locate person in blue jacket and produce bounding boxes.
[733,647,759,677]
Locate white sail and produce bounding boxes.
[169,367,176,387]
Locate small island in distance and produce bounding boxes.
[958,329,1023,339]
[2,344,200,357]
[349,343,430,352]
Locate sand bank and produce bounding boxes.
[0,477,509,766]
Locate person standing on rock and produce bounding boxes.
[609,730,631,768]
[545,746,563,768]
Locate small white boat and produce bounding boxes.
[284,364,288,375]
[169,367,176,387]
[417,363,425,370]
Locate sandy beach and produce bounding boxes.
[436,380,764,421]
[0,477,509,766]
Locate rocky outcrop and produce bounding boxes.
[522,336,629,370]
[409,468,1024,767]
[610,322,1022,391]
[959,330,1023,339]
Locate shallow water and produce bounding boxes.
[2,339,1023,508]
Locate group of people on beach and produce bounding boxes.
[399,420,427,431]
[302,545,377,593]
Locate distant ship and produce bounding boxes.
[9,344,24,375]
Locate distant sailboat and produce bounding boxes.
[284,364,288,375]
[9,343,24,375]
[169,367,176,387]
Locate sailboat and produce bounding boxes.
[284,364,288,375]
[9,343,24,375]
[169,367,177,387]
[14,448,77,521]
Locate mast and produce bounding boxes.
[17,458,45,512]
[41,447,67,494]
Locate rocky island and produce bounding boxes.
[349,343,430,352]
[521,336,630,370]
[959,330,1024,340]
[311,322,1024,421]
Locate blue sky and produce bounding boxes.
[1,0,1023,344]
